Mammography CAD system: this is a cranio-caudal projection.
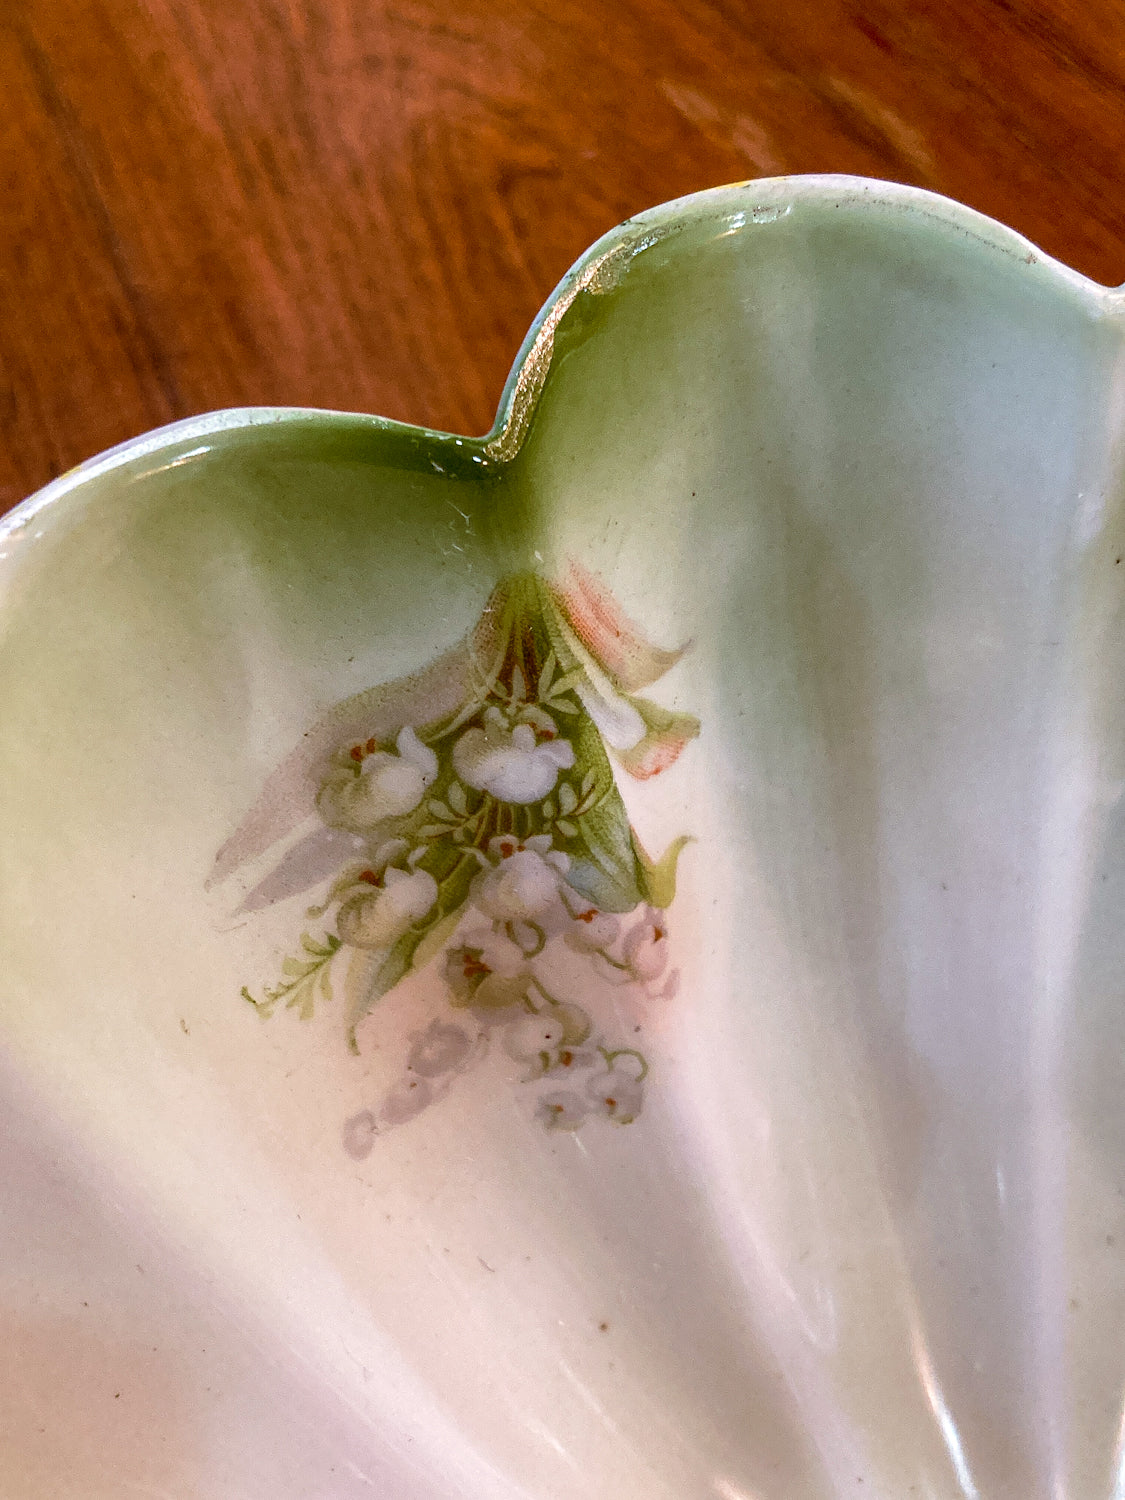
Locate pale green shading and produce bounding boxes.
[1,178,1125,1500]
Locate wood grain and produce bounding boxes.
[1,0,1124,504]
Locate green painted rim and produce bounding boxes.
[4,172,1118,548]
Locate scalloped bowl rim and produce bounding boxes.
[5,173,1122,549]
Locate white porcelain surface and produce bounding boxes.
[3,177,1125,1499]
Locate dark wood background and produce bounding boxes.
[2,0,1123,507]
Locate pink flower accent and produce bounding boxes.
[549,564,699,781]
[552,560,686,693]
[615,712,700,781]
[622,906,669,982]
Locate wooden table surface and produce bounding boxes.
[2,0,1123,507]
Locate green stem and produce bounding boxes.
[595,949,632,972]
[527,974,567,1010]
[507,919,546,957]
[599,1045,649,1082]
[472,796,497,850]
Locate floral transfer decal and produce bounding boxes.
[213,565,698,1142]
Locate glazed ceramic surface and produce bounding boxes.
[3,176,1125,1500]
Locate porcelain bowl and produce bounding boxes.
[3,176,1125,1500]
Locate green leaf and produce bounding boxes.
[289,976,318,1021]
[545,668,586,699]
[568,796,642,911]
[344,845,478,1048]
[558,782,577,816]
[241,985,270,1019]
[556,818,577,839]
[300,932,340,959]
[342,948,381,1050]
[634,833,692,908]
[537,649,557,701]
[242,930,341,1022]
[409,906,464,973]
[557,708,642,914]
[447,781,468,816]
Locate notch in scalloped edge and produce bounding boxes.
[3,176,1119,537]
[482,219,677,465]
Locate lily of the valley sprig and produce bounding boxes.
[215,564,698,1140]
